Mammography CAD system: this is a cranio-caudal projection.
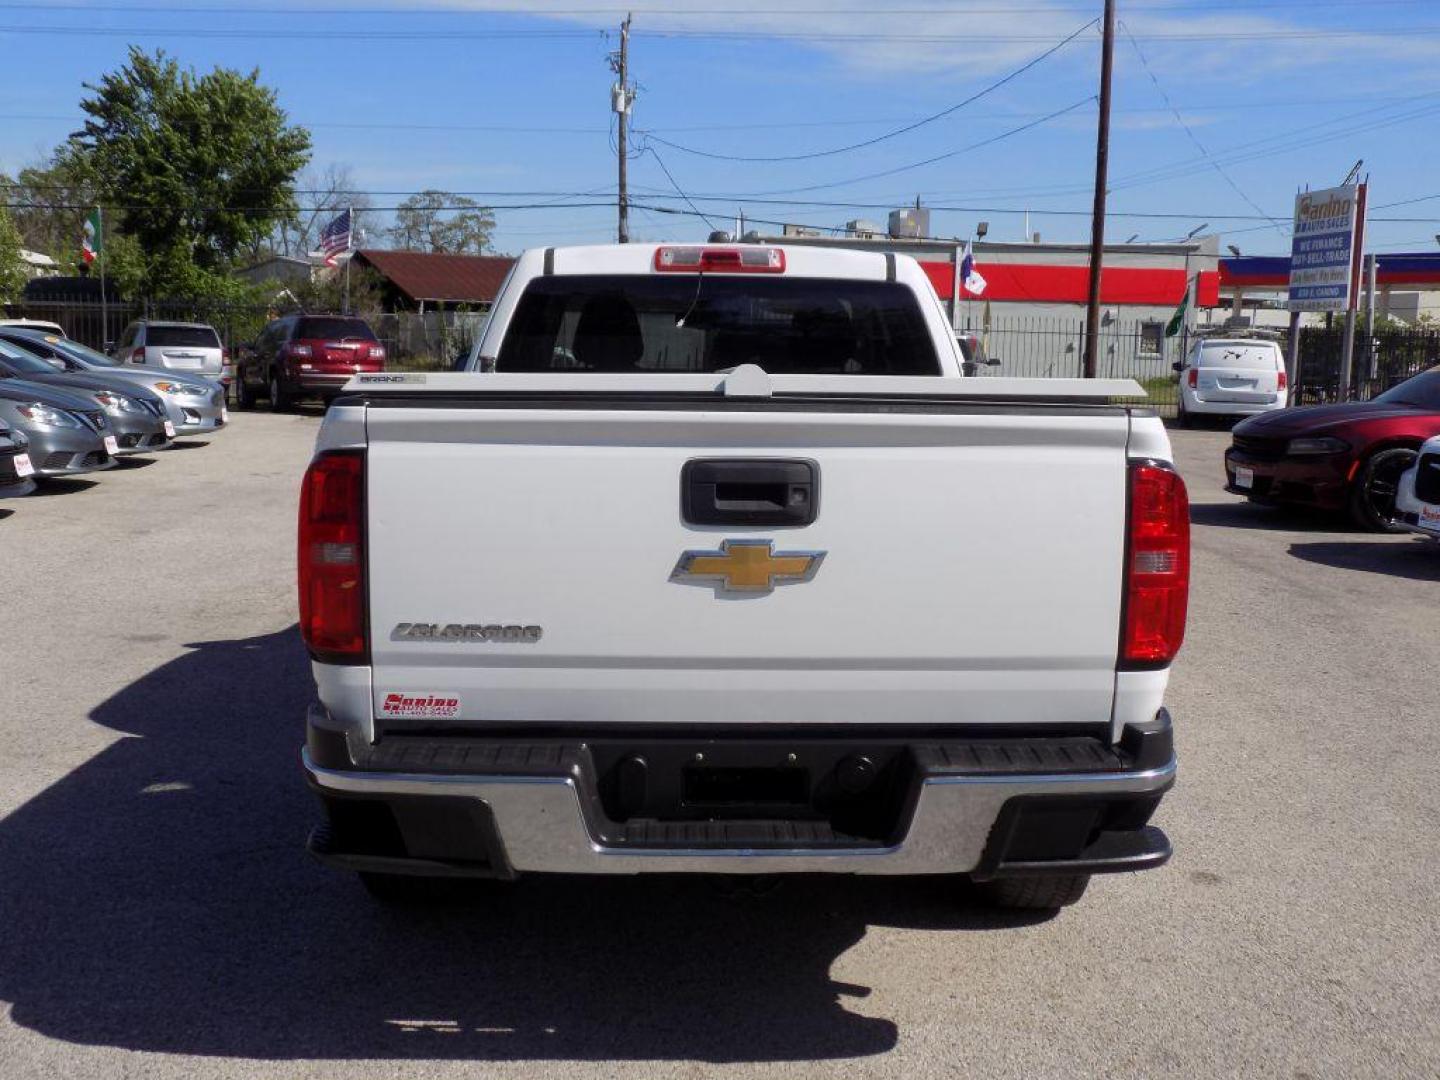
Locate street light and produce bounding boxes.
[1182,223,1210,242]
[975,221,989,239]
[1227,244,1242,258]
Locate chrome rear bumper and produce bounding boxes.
[302,715,1176,877]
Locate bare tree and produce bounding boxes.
[271,163,376,259]
[386,190,495,254]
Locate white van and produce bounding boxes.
[1176,338,1288,425]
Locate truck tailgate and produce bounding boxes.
[364,401,1131,732]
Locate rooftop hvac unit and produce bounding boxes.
[846,219,883,239]
[782,223,822,238]
[888,206,930,239]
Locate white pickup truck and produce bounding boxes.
[299,242,1189,911]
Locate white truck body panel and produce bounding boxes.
[300,244,1183,886]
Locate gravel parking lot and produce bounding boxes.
[1,413,1437,1080]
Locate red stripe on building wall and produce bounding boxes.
[921,261,1219,307]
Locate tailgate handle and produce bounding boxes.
[681,459,818,526]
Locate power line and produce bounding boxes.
[0,1,1434,12]
[636,17,1096,163]
[642,146,718,231]
[5,22,1439,43]
[752,97,1097,196]
[9,186,1440,224]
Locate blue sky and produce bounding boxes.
[4,1,1440,257]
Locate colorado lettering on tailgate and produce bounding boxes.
[392,622,543,643]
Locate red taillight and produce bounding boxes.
[369,345,386,366]
[653,246,785,273]
[130,347,145,364]
[1186,368,1197,389]
[1277,368,1288,391]
[1121,463,1190,668]
[298,450,367,664]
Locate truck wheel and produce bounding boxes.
[1175,401,1191,429]
[234,371,255,409]
[976,874,1091,910]
[1348,446,1418,533]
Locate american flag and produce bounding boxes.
[318,207,352,265]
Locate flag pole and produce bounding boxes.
[343,206,352,315]
[97,205,109,349]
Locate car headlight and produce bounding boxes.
[154,380,208,397]
[15,403,82,428]
[1287,436,1350,455]
[93,390,146,415]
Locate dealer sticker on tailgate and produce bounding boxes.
[380,692,462,720]
[1234,466,1254,490]
[1421,505,1440,528]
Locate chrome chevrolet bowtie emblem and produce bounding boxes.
[670,539,825,594]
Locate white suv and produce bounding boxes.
[114,321,228,385]
[1176,338,1288,426]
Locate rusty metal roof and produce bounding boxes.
[353,249,515,305]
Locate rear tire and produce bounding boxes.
[1348,446,1419,532]
[234,370,256,409]
[1176,400,1192,429]
[976,874,1091,911]
[268,370,291,413]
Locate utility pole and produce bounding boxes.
[610,14,634,244]
[1082,0,1116,379]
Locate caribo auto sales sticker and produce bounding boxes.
[380,692,461,719]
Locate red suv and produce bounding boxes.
[236,315,386,410]
[1224,366,1440,531]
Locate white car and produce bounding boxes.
[1395,434,1440,539]
[0,319,66,337]
[1176,338,1288,425]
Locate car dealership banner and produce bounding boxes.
[1287,183,1366,312]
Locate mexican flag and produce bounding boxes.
[1164,277,1190,338]
[81,208,101,265]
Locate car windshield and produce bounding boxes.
[147,325,221,348]
[296,317,377,342]
[1374,369,1440,410]
[50,338,120,367]
[498,275,940,375]
[0,340,64,376]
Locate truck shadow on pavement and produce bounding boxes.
[1288,538,1440,580]
[0,626,1047,1064]
[1188,501,1342,533]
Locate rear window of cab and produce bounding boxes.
[497,275,940,375]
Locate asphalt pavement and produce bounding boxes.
[0,412,1436,1080]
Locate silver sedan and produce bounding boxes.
[0,329,227,437]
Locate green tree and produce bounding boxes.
[1,158,93,268]
[0,205,27,301]
[386,190,495,254]
[63,47,310,297]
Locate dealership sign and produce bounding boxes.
[1287,184,1366,312]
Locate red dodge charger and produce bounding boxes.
[1224,366,1440,531]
